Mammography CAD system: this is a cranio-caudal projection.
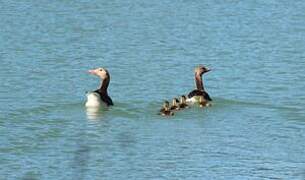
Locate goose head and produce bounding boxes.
[195,65,211,76]
[88,67,109,80]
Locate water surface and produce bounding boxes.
[1,0,305,179]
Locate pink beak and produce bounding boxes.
[88,69,97,75]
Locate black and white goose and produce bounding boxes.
[85,67,113,107]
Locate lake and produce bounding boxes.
[1,0,305,179]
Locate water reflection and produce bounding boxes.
[85,107,103,120]
[72,139,90,179]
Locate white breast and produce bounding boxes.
[85,92,102,107]
[186,96,200,104]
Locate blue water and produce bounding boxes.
[1,0,305,179]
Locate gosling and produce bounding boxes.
[179,95,189,109]
[159,101,174,116]
[170,98,180,111]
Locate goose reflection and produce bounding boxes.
[85,107,103,120]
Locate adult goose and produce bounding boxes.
[85,67,114,107]
[187,65,212,104]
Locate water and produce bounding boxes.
[1,0,305,179]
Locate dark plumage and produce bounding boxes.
[88,67,113,106]
[159,101,174,116]
[170,98,180,111]
[94,90,113,106]
[179,95,189,109]
[188,89,212,101]
[188,65,212,102]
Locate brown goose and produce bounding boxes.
[187,65,212,103]
[85,67,113,107]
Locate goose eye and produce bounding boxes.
[99,69,103,71]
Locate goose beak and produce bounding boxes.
[88,69,98,75]
[206,68,211,72]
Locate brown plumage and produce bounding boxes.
[188,65,212,102]
[170,98,180,111]
[179,95,189,109]
[199,96,212,107]
[159,101,174,116]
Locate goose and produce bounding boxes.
[170,98,180,111]
[179,95,189,109]
[187,65,212,104]
[159,101,174,116]
[85,67,113,107]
